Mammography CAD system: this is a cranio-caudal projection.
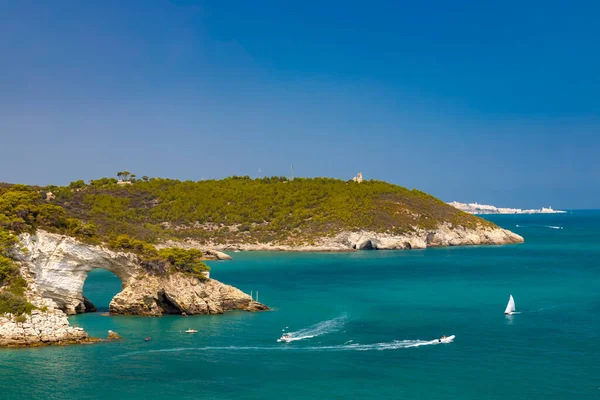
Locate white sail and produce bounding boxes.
[504,295,516,314]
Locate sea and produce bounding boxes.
[0,211,598,399]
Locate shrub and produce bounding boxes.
[0,291,35,316]
[0,256,19,286]
[158,248,209,279]
[68,180,86,189]
[14,314,27,323]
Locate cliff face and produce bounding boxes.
[0,231,267,346]
[17,232,138,315]
[16,231,267,316]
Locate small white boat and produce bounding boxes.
[504,294,516,315]
[437,335,455,343]
[185,329,198,333]
[277,334,293,343]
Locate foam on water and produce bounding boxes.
[280,314,348,342]
[117,336,454,358]
[514,224,563,230]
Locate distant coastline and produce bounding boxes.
[448,201,567,215]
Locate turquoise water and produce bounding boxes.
[1,212,599,399]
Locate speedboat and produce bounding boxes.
[185,329,198,333]
[437,335,455,343]
[277,334,293,343]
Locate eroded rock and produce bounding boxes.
[107,330,122,340]
[1,231,269,347]
[0,308,97,347]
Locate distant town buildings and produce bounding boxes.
[352,172,363,183]
[448,201,566,215]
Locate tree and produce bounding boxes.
[68,180,86,189]
[117,171,131,181]
[130,174,137,182]
[142,176,149,182]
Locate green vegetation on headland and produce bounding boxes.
[0,173,497,315]
[0,183,209,316]
[43,173,494,246]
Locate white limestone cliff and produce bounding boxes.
[0,231,267,347]
[190,223,524,252]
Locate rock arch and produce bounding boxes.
[17,231,267,316]
[18,233,137,315]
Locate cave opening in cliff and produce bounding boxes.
[156,290,183,314]
[82,269,123,312]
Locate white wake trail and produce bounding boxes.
[302,337,454,351]
[281,314,348,342]
[117,336,454,358]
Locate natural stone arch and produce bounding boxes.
[17,231,268,317]
[19,233,138,315]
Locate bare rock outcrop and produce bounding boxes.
[0,231,268,347]
[107,330,121,340]
[109,271,267,316]
[203,249,232,260]
[0,306,97,347]
[340,224,523,250]
[199,223,523,252]
[14,231,268,317]
[16,232,139,315]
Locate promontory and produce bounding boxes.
[0,176,522,346]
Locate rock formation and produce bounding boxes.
[109,269,266,316]
[203,249,233,260]
[107,330,121,340]
[0,230,268,347]
[14,231,267,316]
[0,307,98,347]
[199,223,524,252]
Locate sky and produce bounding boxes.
[1,0,599,208]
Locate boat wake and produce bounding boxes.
[279,314,348,342]
[528,303,574,313]
[117,337,454,358]
[515,225,563,230]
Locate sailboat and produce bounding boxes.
[504,295,516,315]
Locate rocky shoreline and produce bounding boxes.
[0,231,268,347]
[0,307,99,348]
[1,223,521,348]
[169,223,524,252]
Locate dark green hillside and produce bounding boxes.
[45,176,494,245]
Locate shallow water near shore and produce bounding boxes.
[1,211,599,399]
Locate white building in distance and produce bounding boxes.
[352,172,363,183]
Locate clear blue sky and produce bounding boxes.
[1,1,598,208]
